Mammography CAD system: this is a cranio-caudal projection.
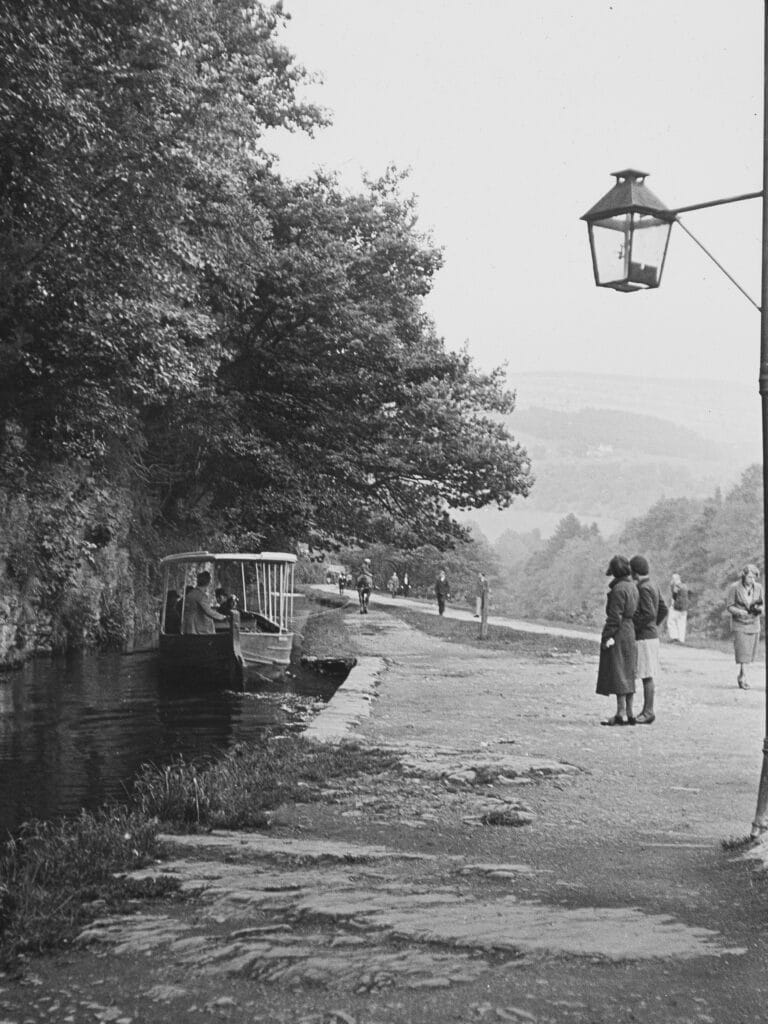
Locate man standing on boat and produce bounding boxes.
[183,571,229,634]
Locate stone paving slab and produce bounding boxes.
[156,830,440,863]
[81,845,745,975]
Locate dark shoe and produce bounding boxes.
[627,716,636,726]
[738,680,749,689]
[635,711,656,725]
[601,715,628,726]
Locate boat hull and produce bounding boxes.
[158,631,245,689]
[240,630,294,683]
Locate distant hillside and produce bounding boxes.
[509,372,762,457]
[511,406,736,462]
[463,372,759,541]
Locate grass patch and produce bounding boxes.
[299,602,358,660]
[722,833,760,851]
[0,805,174,966]
[383,605,600,659]
[1,735,398,967]
[133,735,399,830]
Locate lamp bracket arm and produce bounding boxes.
[668,190,763,217]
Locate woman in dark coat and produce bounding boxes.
[596,555,639,725]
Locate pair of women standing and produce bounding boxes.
[596,554,661,726]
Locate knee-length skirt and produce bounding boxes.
[733,629,760,664]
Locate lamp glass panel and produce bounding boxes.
[590,214,631,285]
[626,213,671,288]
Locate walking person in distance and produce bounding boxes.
[596,555,638,726]
[435,570,451,616]
[474,571,489,618]
[668,572,689,644]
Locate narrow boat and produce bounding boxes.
[158,551,297,689]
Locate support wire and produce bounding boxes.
[676,217,761,311]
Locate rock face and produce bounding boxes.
[0,469,161,667]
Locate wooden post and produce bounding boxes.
[480,586,489,639]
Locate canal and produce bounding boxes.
[0,635,343,837]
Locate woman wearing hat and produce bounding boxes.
[726,564,764,689]
[596,555,639,725]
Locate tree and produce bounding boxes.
[155,166,532,549]
[0,0,533,653]
[0,0,323,461]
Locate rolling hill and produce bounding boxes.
[462,372,761,541]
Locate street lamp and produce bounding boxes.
[581,169,674,291]
[581,9,768,839]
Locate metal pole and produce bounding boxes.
[751,0,768,839]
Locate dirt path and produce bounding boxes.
[2,606,768,1024]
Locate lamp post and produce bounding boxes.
[581,5,768,839]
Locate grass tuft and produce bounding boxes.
[0,805,172,964]
[722,833,760,851]
[133,736,399,830]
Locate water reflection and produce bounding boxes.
[0,648,339,837]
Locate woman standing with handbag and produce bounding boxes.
[726,564,764,689]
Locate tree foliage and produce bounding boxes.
[618,465,763,635]
[0,0,532,643]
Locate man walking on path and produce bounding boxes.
[631,555,663,725]
[435,569,451,616]
[668,572,689,644]
[474,571,489,618]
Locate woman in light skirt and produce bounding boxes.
[726,564,764,689]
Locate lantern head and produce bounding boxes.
[582,169,674,291]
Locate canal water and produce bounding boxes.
[0,641,342,838]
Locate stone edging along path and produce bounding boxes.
[303,656,385,743]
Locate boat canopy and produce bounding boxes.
[160,551,296,637]
[160,551,297,566]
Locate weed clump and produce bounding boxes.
[0,735,398,966]
[133,735,399,830]
[0,805,171,964]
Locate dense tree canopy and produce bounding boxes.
[0,0,531,565]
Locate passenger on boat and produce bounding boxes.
[182,571,229,634]
[214,588,236,614]
[164,590,182,634]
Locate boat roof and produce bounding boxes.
[160,551,297,566]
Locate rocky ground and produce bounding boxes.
[3,598,768,1024]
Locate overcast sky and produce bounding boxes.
[268,1,764,387]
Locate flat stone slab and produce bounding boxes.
[397,749,579,783]
[121,847,744,964]
[158,830,444,862]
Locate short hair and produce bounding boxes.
[606,555,631,579]
[742,564,760,579]
[629,555,649,576]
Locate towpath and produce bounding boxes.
[3,600,768,1024]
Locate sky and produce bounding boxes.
[267,1,765,386]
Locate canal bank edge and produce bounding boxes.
[303,656,384,742]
